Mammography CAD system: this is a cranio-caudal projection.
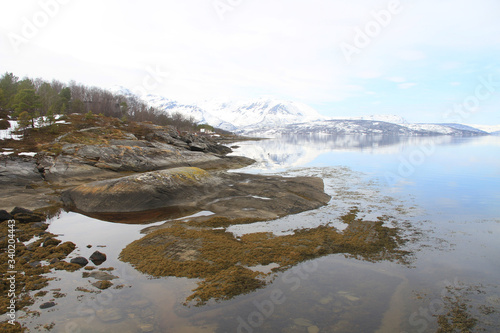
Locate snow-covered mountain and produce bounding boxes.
[110,86,492,137]
[434,123,488,134]
[145,95,235,130]
[399,123,488,136]
[111,85,325,131]
[242,120,489,137]
[145,95,325,132]
[464,124,500,133]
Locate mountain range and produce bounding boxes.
[112,86,497,136]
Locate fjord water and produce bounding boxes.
[226,134,500,332]
[35,135,500,332]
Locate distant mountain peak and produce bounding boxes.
[141,94,325,131]
[110,87,490,137]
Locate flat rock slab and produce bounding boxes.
[62,167,331,222]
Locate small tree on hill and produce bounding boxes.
[13,89,41,128]
[46,107,55,125]
[0,72,19,109]
[17,111,31,137]
[85,110,94,120]
[0,88,4,109]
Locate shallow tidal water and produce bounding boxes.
[21,135,500,332]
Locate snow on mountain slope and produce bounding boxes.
[337,114,407,124]
[241,119,423,137]
[145,95,236,130]
[436,123,487,134]
[195,98,325,128]
[111,85,325,130]
[144,95,325,131]
[400,123,485,135]
[464,124,500,133]
[109,86,494,136]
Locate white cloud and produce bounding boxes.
[396,50,426,61]
[398,83,417,89]
[356,71,383,79]
[0,0,499,124]
[387,77,406,83]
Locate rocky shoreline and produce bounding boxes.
[1,115,332,222]
[0,116,422,332]
[0,116,337,330]
[1,120,257,211]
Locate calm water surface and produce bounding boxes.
[24,135,500,332]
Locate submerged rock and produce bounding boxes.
[39,301,56,309]
[96,308,124,323]
[92,280,113,290]
[85,271,117,281]
[70,257,89,267]
[89,251,107,265]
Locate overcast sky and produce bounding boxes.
[1,0,499,124]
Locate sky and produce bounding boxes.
[0,0,499,125]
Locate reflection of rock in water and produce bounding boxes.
[120,208,412,306]
[231,134,456,171]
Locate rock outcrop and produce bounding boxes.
[37,142,253,186]
[0,127,253,211]
[62,167,331,223]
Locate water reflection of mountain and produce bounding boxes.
[231,135,460,170]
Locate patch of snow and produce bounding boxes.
[0,120,22,140]
[18,152,37,157]
[250,196,272,200]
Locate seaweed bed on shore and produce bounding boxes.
[120,207,412,306]
[1,205,497,332]
[0,208,79,332]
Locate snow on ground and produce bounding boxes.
[0,115,70,141]
[0,120,22,140]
